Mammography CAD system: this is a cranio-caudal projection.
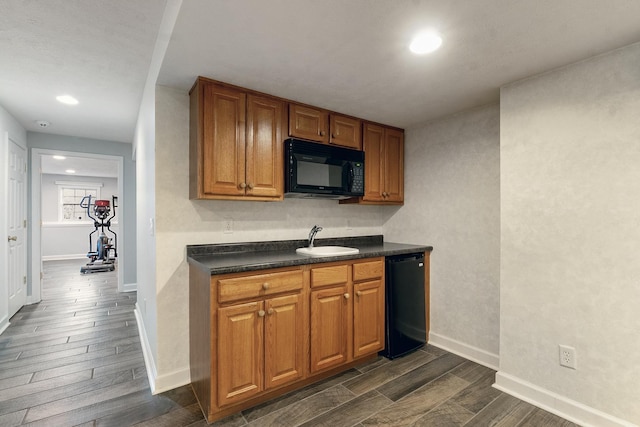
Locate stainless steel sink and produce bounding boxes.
[295,246,360,257]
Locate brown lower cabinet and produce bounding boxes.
[217,292,306,406]
[189,257,386,423]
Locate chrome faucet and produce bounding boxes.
[308,225,323,248]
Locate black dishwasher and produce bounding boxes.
[381,252,427,359]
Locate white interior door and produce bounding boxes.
[8,138,27,318]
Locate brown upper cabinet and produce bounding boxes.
[190,78,285,201]
[365,123,404,204]
[288,104,328,143]
[341,122,404,205]
[289,103,362,150]
[330,114,362,150]
[190,77,403,203]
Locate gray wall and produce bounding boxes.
[134,70,158,388]
[384,104,501,364]
[498,42,640,423]
[27,132,137,285]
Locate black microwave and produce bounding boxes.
[284,138,365,199]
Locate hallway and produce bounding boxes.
[0,260,195,426]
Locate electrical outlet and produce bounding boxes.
[346,219,353,231]
[559,345,577,369]
[223,218,233,234]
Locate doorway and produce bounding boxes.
[31,149,125,303]
[6,136,27,319]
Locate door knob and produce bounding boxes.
[239,182,247,189]
[258,310,266,317]
[7,236,17,242]
[262,282,270,290]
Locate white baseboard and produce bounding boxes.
[134,303,159,394]
[494,371,636,427]
[154,367,191,394]
[42,254,86,261]
[0,316,9,335]
[26,296,42,305]
[428,331,500,370]
[133,303,190,395]
[122,282,137,293]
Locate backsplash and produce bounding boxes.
[185,198,396,243]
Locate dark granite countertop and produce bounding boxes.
[187,235,433,275]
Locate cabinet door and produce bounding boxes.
[362,123,385,202]
[246,95,284,199]
[353,280,385,358]
[265,294,305,389]
[289,103,329,143]
[384,128,404,203]
[202,83,246,196]
[310,286,348,373]
[217,301,264,406]
[330,114,361,149]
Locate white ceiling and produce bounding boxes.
[2,1,640,143]
[0,0,166,143]
[159,0,640,129]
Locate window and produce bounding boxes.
[57,182,102,222]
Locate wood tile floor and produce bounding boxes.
[0,260,579,426]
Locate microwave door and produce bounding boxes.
[293,154,343,194]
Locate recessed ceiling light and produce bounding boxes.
[65,169,76,174]
[56,95,79,105]
[53,155,66,160]
[409,31,443,54]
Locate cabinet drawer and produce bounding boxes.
[218,270,303,303]
[310,265,348,288]
[353,260,383,282]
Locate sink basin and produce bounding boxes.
[296,246,360,257]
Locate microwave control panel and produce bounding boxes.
[351,162,364,194]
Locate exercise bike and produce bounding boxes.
[80,195,118,274]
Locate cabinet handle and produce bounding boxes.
[258,310,266,317]
[262,282,270,290]
[268,308,274,315]
[319,130,326,137]
[247,183,254,189]
[344,293,350,300]
[239,182,247,189]
[382,192,388,198]
[356,291,362,297]
[7,236,17,242]
[331,133,336,139]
